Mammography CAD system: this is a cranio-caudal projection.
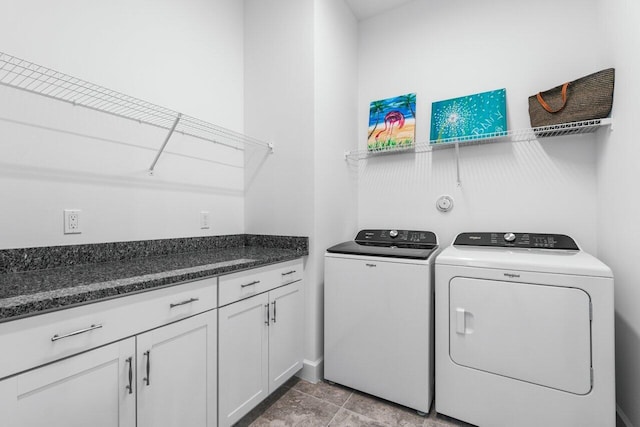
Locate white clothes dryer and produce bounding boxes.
[435,232,615,427]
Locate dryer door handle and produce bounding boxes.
[456,308,466,334]
[455,308,474,334]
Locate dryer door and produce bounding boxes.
[449,277,592,394]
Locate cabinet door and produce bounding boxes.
[0,338,135,427]
[137,310,217,427]
[268,280,304,392]
[218,292,269,427]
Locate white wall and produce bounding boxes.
[243,0,317,379]
[244,0,358,381]
[312,0,359,376]
[596,1,640,425]
[357,0,602,253]
[243,0,315,237]
[0,0,247,248]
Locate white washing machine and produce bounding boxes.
[324,229,439,414]
[435,232,615,427]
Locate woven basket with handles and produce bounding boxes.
[528,68,615,128]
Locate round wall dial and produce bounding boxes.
[436,195,454,212]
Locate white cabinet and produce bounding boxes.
[0,257,304,427]
[0,277,218,427]
[0,277,217,381]
[137,310,217,427]
[268,282,304,390]
[0,338,136,427]
[218,292,270,425]
[218,260,304,427]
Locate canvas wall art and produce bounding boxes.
[368,93,416,151]
[430,88,507,144]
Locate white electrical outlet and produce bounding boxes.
[200,211,210,229]
[64,209,82,234]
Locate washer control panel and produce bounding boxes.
[355,229,438,246]
[453,232,579,250]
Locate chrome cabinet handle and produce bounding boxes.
[169,297,199,308]
[51,324,103,342]
[281,270,296,276]
[143,350,151,386]
[125,357,133,394]
[272,301,277,323]
[241,280,260,288]
[265,303,270,326]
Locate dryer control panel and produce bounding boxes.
[454,232,579,250]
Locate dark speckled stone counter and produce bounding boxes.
[0,234,308,322]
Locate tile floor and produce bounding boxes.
[235,376,628,427]
[234,377,473,427]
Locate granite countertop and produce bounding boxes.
[0,234,308,323]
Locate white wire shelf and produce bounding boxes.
[344,118,612,161]
[0,51,273,173]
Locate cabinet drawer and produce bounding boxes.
[218,259,303,306]
[0,277,217,380]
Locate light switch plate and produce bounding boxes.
[200,211,210,229]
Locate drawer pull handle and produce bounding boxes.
[169,297,199,308]
[126,357,133,394]
[143,350,151,386]
[241,280,260,288]
[51,323,103,342]
[281,270,296,276]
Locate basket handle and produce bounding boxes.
[537,82,569,113]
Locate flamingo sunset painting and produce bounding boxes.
[429,88,507,144]
[367,93,416,151]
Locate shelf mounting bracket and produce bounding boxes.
[455,141,462,187]
[149,113,182,175]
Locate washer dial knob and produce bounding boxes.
[504,232,516,242]
[389,229,399,238]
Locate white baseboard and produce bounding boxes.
[297,357,324,384]
[618,404,634,427]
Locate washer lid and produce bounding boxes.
[327,229,438,260]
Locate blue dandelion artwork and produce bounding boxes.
[429,88,507,144]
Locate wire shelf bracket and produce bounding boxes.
[148,113,182,175]
[0,51,273,172]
